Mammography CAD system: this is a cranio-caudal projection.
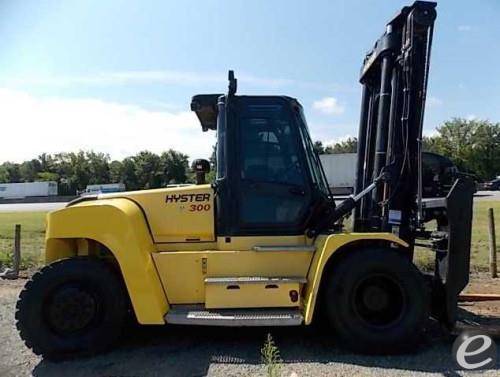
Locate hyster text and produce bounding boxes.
[165,193,210,203]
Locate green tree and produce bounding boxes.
[109,160,124,183]
[51,153,75,195]
[0,148,192,193]
[133,151,162,189]
[38,153,56,173]
[203,144,217,183]
[324,137,358,154]
[19,159,42,182]
[473,121,500,179]
[121,157,139,190]
[68,152,91,192]
[209,144,217,171]
[2,162,22,183]
[160,149,189,185]
[86,151,110,185]
[422,135,441,153]
[313,141,325,155]
[0,166,9,183]
[37,172,59,182]
[423,118,500,180]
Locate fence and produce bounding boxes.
[489,208,497,278]
[0,224,45,278]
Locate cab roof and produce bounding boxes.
[191,94,301,132]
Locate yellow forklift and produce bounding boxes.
[16,1,475,359]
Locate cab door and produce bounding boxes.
[234,98,313,236]
[197,100,316,309]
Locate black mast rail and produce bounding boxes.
[354,1,437,244]
[352,1,476,327]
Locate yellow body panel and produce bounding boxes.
[216,235,311,250]
[45,199,168,324]
[154,235,308,252]
[303,232,409,324]
[44,183,409,326]
[152,244,313,304]
[205,280,302,309]
[102,184,215,243]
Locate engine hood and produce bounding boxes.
[67,184,215,243]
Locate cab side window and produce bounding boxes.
[240,118,305,187]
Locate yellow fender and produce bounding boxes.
[45,199,168,324]
[303,232,409,324]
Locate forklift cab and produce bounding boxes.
[191,86,332,239]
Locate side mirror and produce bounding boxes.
[192,159,210,185]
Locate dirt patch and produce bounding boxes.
[0,279,24,297]
[462,274,500,319]
[0,277,41,377]
[1,273,499,377]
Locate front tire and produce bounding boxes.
[324,248,429,354]
[16,258,128,359]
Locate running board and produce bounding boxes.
[165,305,303,326]
[252,245,315,252]
[204,276,307,285]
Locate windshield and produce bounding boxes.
[296,107,331,197]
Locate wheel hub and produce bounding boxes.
[45,285,98,335]
[362,285,389,311]
[353,274,406,328]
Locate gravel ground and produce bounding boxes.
[1,277,499,377]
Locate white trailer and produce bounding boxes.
[319,153,357,195]
[0,181,58,199]
[80,183,126,196]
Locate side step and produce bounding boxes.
[204,276,305,309]
[165,305,303,327]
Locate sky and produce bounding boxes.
[1,0,499,163]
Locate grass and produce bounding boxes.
[470,201,500,270]
[414,200,500,272]
[0,211,46,270]
[0,200,498,271]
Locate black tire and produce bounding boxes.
[324,248,429,354]
[16,258,127,360]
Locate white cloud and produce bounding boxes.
[423,128,439,137]
[0,88,215,163]
[307,121,357,144]
[324,134,356,146]
[312,97,345,115]
[2,70,225,88]
[1,70,301,90]
[0,70,348,93]
[458,25,472,32]
[466,114,477,121]
[427,96,443,107]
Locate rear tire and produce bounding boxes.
[324,248,429,354]
[16,258,127,360]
